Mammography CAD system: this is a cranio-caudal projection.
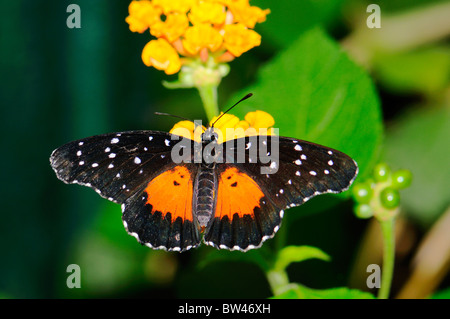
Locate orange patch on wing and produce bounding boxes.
[216,167,264,220]
[144,166,194,222]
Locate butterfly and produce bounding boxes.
[50,97,358,252]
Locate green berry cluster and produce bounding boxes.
[352,163,412,220]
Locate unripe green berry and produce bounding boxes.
[380,187,400,209]
[355,204,373,219]
[352,183,373,204]
[391,169,412,189]
[373,163,391,182]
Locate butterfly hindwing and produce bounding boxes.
[203,163,282,251]
[122,164,201,252]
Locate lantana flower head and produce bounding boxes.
[170,110,275,143]
[126,0,270,75]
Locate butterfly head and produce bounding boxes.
[201,127,219,144]
[202,93,253,145]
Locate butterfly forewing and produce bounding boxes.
[226,135,358,208]
[50,130,191,203]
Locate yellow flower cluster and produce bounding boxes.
[126,0,270,75]
[170,110,275,143]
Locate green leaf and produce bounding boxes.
[254,0,345,47]
[374,46,450,95]
[273,245,330,272]
[384,106,450,227]
[231,28,383,183]
[272,284,375,299]
[431,287,450,299]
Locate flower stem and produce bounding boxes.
[266,269,290,296]
[378,217,395,299]
[197,84,219,122]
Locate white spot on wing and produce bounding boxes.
[324,169,330,174]
[92,163,99,167]
[294,145,302,151]
[295,159,302,165]
[165,139,170,146]
[76,150,82,156]
[111,138,119,144]
[108,163,114,169]
[295,171,301,176]
[309,171,317,176]
[301,154,307,160]
[79,161,84,165]
[109,153,116,158]
[78,141,84,146]
[134,157,141,164]
[328,160,334,166]
[105,147,111,153]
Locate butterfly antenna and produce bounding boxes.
[211,93,253,128]
[154,112,193,122]
[155,112,206,133]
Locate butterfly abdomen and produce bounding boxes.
[194,164,217,230]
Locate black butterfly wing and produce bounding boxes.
[243,135,359,207]
[50,130,201,251]
[203,135,358,251]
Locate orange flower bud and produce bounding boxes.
[141,38,182,75]
[189,1,227,26]
[126,1,162,33]
[182,24,223,55]
[223,23,261,57]
[150,13,189,42]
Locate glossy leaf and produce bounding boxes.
[273,245,330,272]
[231,28,383,183]
[272,284,375,299]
